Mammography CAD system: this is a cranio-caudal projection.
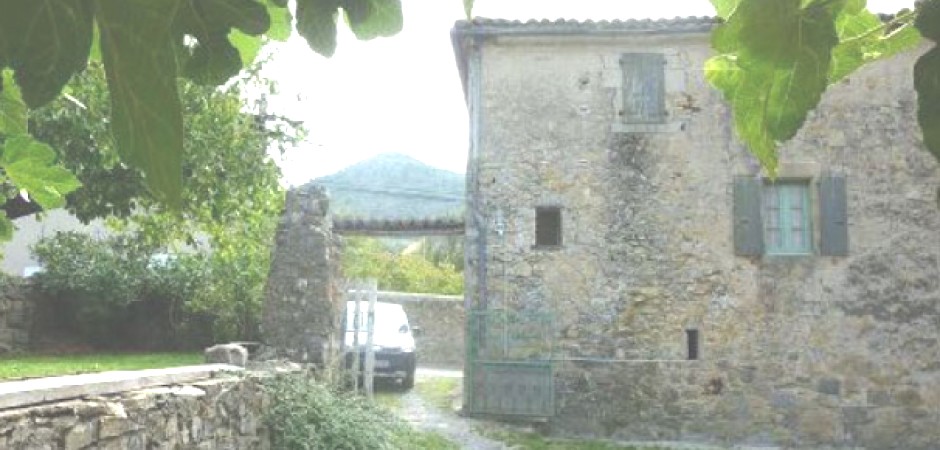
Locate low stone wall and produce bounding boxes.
[553,359,940,449]
[0,278,32,354]
[0,366,270,449]
[377,291,464,367]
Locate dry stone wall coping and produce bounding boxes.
[0,364,243,410]
[376,291,463,302]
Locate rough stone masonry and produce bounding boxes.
[0,369,268,449]
[262,183,343,366]
[453,17,940,449]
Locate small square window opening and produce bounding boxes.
[535,207,562,247]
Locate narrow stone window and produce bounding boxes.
[535,207,562,247]
[686,329,700,360]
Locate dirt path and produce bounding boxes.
[397,371,507,449]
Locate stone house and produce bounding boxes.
[452,17,940,448]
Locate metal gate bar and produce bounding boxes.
[466,308,554,418]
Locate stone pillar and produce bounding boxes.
[262,184,341,364]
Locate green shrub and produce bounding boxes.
[185,245,266,342]
[32,232,152,347]
[264,374,458,450]
[30,231,264,349]
[265,374,403,450]
[343,237,463,295]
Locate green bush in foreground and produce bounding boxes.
[264,374,456,450]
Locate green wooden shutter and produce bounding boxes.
[819,175,848,256]
[733,177,764,256]
[620,53,666,123]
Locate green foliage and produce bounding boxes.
[0,68,82,235]
[31,61,298,229]
[706,0,930,174]
[96,0,185,207]
[0,1,94,109]
[343,237,463,295]
[829,0,921,83]
[296,0,403,57]
[25,57,287,348]
[184,231,275,342]
[414,377,460,411]
[31,232,156,346]
[1,135,82,209]
[0,0,405,206]
[30,230,270,348]
[265,374,458,450]
[0,71,27,136]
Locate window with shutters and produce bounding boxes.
[620,53,666,124]
[762,182,812,255]
[733,175,848,257]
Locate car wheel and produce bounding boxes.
[401,369,415,390]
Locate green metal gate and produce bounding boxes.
[466,308,555,418]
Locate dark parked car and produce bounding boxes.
[343,301,417,389]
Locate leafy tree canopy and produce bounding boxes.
[28,60,301,234]
[0,0,406,235]
[343,237,464,295]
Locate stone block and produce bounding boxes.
[894,388,923,408]
[817,378,841,396]
[64,422,97,450]
[842,406,872,424]
[99,415,139,439]
[204,344,248,367]
[867,389,892,406]
[771,390,797,409]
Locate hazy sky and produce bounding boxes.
[263,0,917,186]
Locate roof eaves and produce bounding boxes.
[453,16,719,37]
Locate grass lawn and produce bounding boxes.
[0,352,203,380]
[415,377,461,411]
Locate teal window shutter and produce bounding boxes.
[733,177,764,256]
[620,53,666,123]
[819,175,849,256]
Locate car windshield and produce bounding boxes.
[345,302,408,334]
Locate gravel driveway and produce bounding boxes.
[397,368,507,449]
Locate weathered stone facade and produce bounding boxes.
[377,291,465,366]
[262,183,343,365]
[453,18,940,448]
[0,278,32,354]
[0,373,269,449]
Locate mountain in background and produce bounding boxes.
[315,153,465,219]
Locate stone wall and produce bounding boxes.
[0,278,32,353]
[459,21,940,449]
[377,291,465,367]
[263,183,343,365]
[554,359,940,449]
[0,370,269,449]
